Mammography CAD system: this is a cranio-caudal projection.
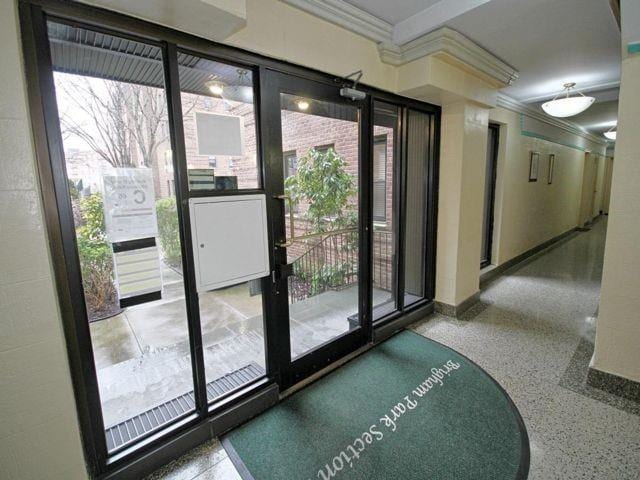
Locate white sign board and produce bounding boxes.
[195,111,244,156]
[102,169,158,242]
[113,245,162,302]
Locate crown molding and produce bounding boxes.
[378,27,519,87]
[280,0,393,43]
[497,93,608,147]
[279,2,518,88]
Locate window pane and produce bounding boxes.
[48,21,194,451]
[177,52,259,191]
[177,52,266,399]
[373,101,399,318]
[404,110,431,305]
[280,94,360,358]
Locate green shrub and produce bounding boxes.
[285,147,357,233]
[76,194,116,317]
[156,197,182,269]
[68,179,80,200]
[285,148,358,298]
[79,193,107,240]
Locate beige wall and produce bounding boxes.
[591,40,640,382]
[227,0,397,92]
[489,107,596,266]
[0,1,87,479]
[435,101,489,305]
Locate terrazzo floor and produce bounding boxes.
[146,218,640,479]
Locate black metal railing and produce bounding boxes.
[288,228,393,304]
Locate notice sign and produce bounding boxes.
[103,169,158,243]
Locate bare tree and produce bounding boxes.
[57,76,168,168]
[57,74,199,169]
[58,77,134,168]
[128,84,168,167]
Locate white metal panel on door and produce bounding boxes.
[189,195,270,292]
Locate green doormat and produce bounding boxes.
[223,331,529,480]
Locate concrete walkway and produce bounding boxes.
[91,275,388,427]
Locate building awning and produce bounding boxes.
[47,20,251,98]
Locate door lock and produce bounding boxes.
[272,263,293,283]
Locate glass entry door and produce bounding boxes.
[262,70,371,388]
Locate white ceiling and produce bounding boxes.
[340,0,621,136]
[564,100,619,135]
[445,0,621,102]
[346,0,441,25]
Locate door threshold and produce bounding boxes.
[280,342,374,399]
[280,302,434,399]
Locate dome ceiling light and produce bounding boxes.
[604,125,617,141]
[205,80,224,96]
[221,69,253,103]
[205,70,254,103]
[541,83,595,118]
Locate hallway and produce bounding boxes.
[413,219,640,479]
[148,218,640,479]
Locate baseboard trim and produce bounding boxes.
[434,291,480,318]
[587,367,640,403]
[480,227,580,287]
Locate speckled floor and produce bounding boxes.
[146,218,640,480]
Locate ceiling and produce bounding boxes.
[340,0,621,139]
[444,0,620,102]
[346,0,441,25]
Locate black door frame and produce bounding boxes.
[481,123,500,268]
[18,0,440,477]
[261,70,372,389]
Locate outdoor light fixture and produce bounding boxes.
[604,126,617,141]
[296,99,310,111]
[541,83,595,118]
[220,69,253,103]
[205,80,224,96]
[222,85,253,103]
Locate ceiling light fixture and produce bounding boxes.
[604,125,617,141]
[296,99,310,111]
[541,83,595,118]
[220,69,253,103]
[205,80,224,96]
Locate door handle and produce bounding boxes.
[274,194,295,247]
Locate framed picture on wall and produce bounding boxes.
[548,154,555,184]
[529,151,540,182]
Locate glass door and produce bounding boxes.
[262,70,371,388]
